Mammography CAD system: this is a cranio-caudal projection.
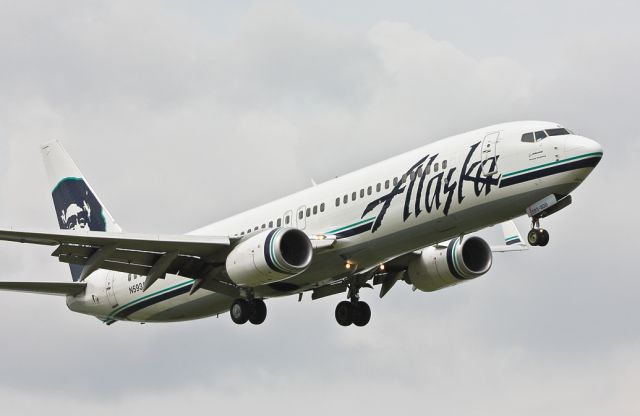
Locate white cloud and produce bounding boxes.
[0,1,638,415]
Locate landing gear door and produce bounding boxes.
[481,131,500,176]
[105,272,119,308]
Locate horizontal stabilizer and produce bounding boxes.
[0,281,87,296]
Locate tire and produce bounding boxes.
[249,299,267,325]
[527,229,539,246]
[539,229,550,247]
[352,301,371,327]
[230,299,250,325]
[335,301,353,326]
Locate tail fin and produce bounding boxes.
[41,141,122,280]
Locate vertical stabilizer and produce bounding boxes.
[41,141,122,280]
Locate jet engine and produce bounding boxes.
[226,228,313,287]
[407,236,492,292]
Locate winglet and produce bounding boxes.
[492,220,528,252]
[502,221,524,246]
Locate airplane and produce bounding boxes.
[0,120,602,327]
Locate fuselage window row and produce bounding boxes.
[234,158,451,236]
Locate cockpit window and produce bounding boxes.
[521,132,535,143]
[535,130,547,141]
[546,128,570,136]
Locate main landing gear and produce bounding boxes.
[230,298,267,325]
[528,218,550,247]
[334,283,371,327]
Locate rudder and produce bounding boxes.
[41,141,122,280]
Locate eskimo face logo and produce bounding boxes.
[52,178,106,232]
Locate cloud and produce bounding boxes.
[0,0,638,415]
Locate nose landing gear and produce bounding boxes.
[528,219,550,247]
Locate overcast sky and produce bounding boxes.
[0,1,638,414]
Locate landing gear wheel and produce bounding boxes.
[230,299,250,325]
[528,229,540,246]
[335,301,353,326]
[249,299,267,325]
[538,229,550,247]
[352,301,371,327]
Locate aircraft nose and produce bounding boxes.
[581,137,603,157]
[565,135,603,160]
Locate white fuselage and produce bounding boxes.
[67,121,602,324]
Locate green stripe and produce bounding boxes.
[107,280,193,319]
[326,217,375,235]
[452,238,463,277]
[269,228,292,274]
[51,176,82,194]
[502,152,603,178]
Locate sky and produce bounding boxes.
[0,0,638,414]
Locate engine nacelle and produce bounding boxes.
[408,236,492,292]
[226,228,313,287]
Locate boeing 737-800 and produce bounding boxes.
[0,121,602,327]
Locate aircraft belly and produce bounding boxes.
[127,291,232,323]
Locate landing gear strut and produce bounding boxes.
[230,298,267,325]
[334,283,371,327]
[528,218,550,247]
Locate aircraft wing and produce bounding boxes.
[0,281,87,296]
[0,228,235,290]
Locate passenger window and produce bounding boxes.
[277,218,282,227]
[313,206,317,215]
[521,132,535,143]
[434,163,439,172]
[247,229,251,234]
[401,174,407,183]
[352,192,356,201]
[442,160,447,170]
[254,226,258,231]
[367,186,372,195]
[261,224,266,229]
[360,189,365,198]
[241,231,245,236]
[425,164,431,175]
[410,171,416,181]
[376,183,381,192]
[298,211,303,220]
[343,195,348,204]
[336,197,340,207]
[385,180,390,189]
[269,221,273,228]
[535,130,547,141]
[128,274,131,281]
[306,208,311,217]
[285,215,290,225]
[393,177,398,186]
[417,167,423,177]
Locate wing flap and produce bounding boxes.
[0,282,87,296]
[0,228,234,284]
